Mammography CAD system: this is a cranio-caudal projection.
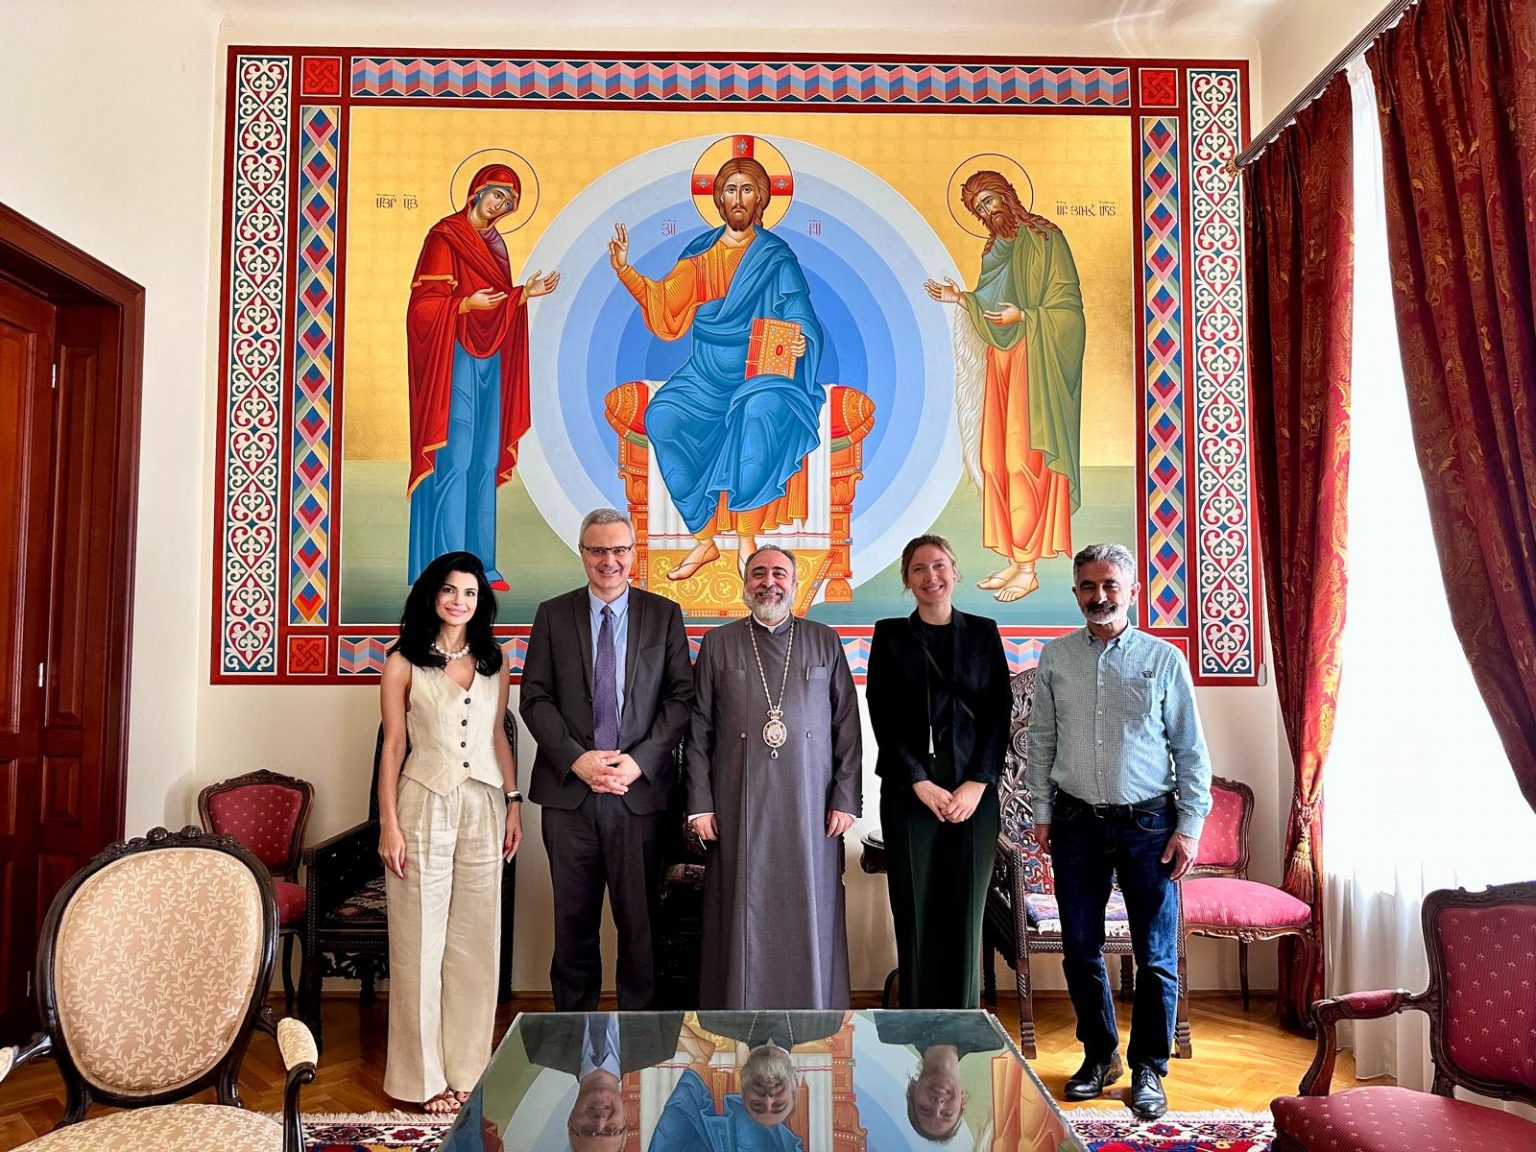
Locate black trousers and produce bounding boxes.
[541,792,661,1011]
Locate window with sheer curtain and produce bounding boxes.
[1323,58,1536,1111]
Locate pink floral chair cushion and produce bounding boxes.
[1194,784,1245,870]
[1183,877,1311,930]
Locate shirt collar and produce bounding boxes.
[588,586,630,620]
[1083,622,1137,650]
[749,612,795,635]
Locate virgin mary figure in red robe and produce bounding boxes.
[405,162,559,588]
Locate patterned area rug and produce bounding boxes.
[303,1111,455,1151]
[1071,1109,1274,1150]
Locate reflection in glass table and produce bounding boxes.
[438,1009,1086,1151]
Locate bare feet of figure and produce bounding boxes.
[667,540,721,581]
[980,563,1039,602]
[736,537,760,576]
[423,1089,461,1115]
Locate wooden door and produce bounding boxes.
[0,281,130,1037]
[0,278,56,1035]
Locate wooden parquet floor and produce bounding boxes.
[0,990,1373,1148]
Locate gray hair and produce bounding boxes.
[741,1043,799,1101]
[1072,542,1137,584]
[579,508,634,542]
[743,545,798,578]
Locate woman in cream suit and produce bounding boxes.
[378,551,522,1114]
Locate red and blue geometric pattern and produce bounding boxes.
[290,105,339,626]
[351,58,1131,107]
[1142,115,1188,630]
[1188,68,1257,678]
[330,631,1044,682]
[217,55,290,675]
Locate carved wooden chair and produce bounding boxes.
[1179,775,1314,1012]
[0,826,317,1151]
[1271,881,1536,1151]
[300,713,517,1047]
[199,768,314,1015]
[654,742,707,1008]
[982,667,1191,1058]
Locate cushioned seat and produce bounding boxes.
[1272,1086,1536,1152]
[273,879,307,927]
[0,827,317,1152]
[1182,877,1311,930]
[1022,890,1131,934]
[199,770,315,1015]
[1270,882,1536,1152]
[324,875,386,927]
[1181,776,1316,1015]
[19,1104,284,1151]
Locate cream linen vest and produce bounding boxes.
[402,664,503,795]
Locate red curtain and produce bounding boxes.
[1370,0,1536,816]
[1245,74,1354,1031]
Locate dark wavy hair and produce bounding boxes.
[390,551,503,675]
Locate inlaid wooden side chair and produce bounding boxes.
[1179,775,1315,1013]
[0,826,318,1151]
[199,768,315,1015]
[982,667,1191,1058]
[1271,881,1536,1151]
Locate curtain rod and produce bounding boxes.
[1228,0,1422,173]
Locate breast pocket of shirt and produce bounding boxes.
[1123,674,1159,718]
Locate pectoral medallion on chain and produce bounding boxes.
[763,709,788,757]
[748,615,796,761]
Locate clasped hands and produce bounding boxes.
[913,779,987,823]
[690,809,855,841]
[572,749,642,794]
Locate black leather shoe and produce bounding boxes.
[1129,1064,1168,1119]
[1063,1054,1123,1100]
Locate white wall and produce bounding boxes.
[0,0,221,837]
[1254,0,1390,124]
[1,0,1293,995]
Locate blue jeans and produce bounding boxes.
[1049,791,1180,1074]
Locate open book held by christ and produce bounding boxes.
[746,317,802,379]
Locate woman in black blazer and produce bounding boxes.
[866,534,1012,1008]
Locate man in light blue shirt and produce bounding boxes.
[1026,542,1211,1120]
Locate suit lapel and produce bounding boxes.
[572,590,593,699]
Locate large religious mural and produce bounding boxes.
[213,51,1257,684]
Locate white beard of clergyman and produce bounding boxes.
[746,588,792,627]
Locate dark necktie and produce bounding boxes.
[593,605,619,751]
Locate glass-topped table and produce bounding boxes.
[438,1009,1086,1151]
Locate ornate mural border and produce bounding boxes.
[212,49,1255,685]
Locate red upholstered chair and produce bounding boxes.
[199,769,314,1014]
[1179,775,1314,1013]
[1271,881,1536,1152]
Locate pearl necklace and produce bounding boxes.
[430,640,471,660]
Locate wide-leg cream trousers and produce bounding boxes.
[384,776,503,1101]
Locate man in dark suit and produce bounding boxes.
[522,508,694,1010]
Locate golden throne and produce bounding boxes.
[604,381,875,616]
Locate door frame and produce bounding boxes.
[0,202,144,844]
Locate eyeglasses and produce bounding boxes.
[582,545,634,559]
